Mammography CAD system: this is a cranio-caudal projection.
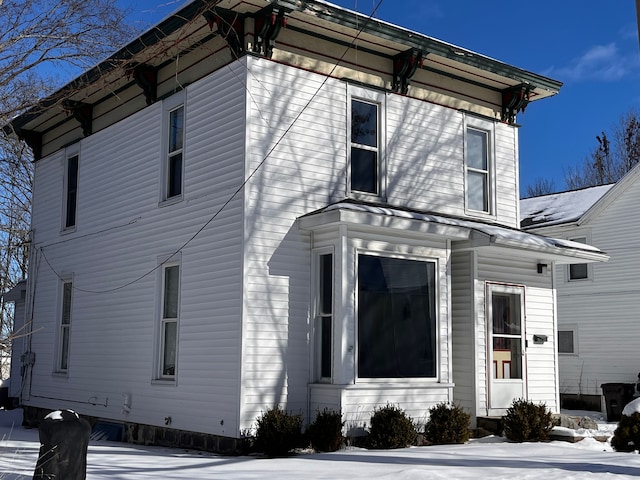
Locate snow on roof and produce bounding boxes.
[520,184,614,229]
[306,201,606,259]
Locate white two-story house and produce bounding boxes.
[7,0,607,451]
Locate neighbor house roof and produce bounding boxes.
[300,200,608,264]
[520,185,613,229]
[521,162,640,229]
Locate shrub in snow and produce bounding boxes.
[503,399,553,442]
[424,402,471,445]
[306,408,344,452]
[367,404,417,449]
[254,406,304,456]
[611,412,640,453]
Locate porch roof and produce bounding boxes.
[298,201,608,264]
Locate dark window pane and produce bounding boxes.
[168,153,182,197]
[558,330,574,354]
[163,321,177,376]
[492,294,521,336]
[320,316,332,378]
[357,255,436,378]
[163,266,179,319]
[319,254,332,315]
[169,107,184,152]
[351,148,377,193]
[65,155,78,227]
[569,263,588,280]
[62,282,72,325]
[351,100,377,147]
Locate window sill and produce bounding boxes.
[151,378,177,386]
[52,371,69,378]
[158,195,183,208]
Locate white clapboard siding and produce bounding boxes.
[451,251,477,420]
[476,252,558,411]
[25,61,248,437]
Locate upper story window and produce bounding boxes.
[464,116,495,215]
[161,92,185,203]
[568,236,589,281]
[349,86,385,198]
[63,150,79,230]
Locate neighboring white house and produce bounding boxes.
[6,0,607,451]
[521,165,640,411]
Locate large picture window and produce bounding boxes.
[357,254,436,378]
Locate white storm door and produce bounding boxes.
[488,284,526,410]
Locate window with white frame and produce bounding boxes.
[316,252,333,381]
[357,254,437,378]
[465,119,494,214]
[63,153,79,230]
[558,325,578,355]
[568,237,589,281]
[159,263,180,378]
[57,279,73,372]
[162,93,185,202]
[349,87,385,197]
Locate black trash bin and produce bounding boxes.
[601,383,635,422]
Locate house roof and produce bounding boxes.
[520,184,614,229]
[6,0,562,138]
[299,201,608,264]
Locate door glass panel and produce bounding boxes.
[492,292,522,379]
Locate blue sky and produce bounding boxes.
[121,1,640,193]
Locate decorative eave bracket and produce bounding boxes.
[203,9,245,58]
[253,5,288,59]
[62,100,93,137]
[392,48,425,94]
[501,83,534,125]
[17,128,43,161]
[129,63,158,105]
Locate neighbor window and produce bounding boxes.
[357,254,436,378]
[558,326,577,354]
[316,253,333,381]
[159,264,180,378]
[568,237,589,281]
[465,127,492,213]
[58,280,73,372]
[64,154,79,229]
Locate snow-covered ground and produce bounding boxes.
[1,408,640,479]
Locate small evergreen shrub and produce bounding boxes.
[503,398,553,442]
[254,406,304,456]
[306,408,344,452]
[424,402,471,445]
[367,404,417,449]
[611,412,640,453]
